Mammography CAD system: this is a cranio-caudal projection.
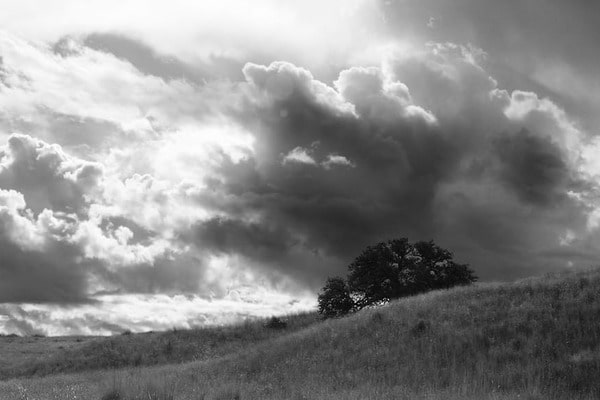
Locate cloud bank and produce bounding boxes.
[1,1,600,335]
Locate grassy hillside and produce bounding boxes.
[0,312,320,380]
[2,268,600,400]
[0,335,98,380]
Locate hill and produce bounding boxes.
[1,268,600,399]
[0,313,320,380]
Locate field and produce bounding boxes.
[1,268,600,399]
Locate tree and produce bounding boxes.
[318,238,477,318]
[317,277,355,318]
[347,238,413,307]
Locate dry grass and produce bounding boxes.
[0,335,98,380]
[2,268,600,399]
[0,312,319,380]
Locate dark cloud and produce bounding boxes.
[81,33,244,83]
[431,177,590,280]
[494,129,570,206]
[95,254,207,295]
[195,217,297,262]
[378,0,600,131]
[0,134,103,215]
[191,61,467,283]
[189,55,595,286]
[0,198,93,303]
[0,240,93,304]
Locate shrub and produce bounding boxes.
[264,316,287,330]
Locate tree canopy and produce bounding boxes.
[318,238,477,317]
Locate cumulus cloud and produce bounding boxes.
[378,0,600,131]
[0,133,207,304]
[243,61,354,116]
[334,65,436,124]
[0,133,103,215]
[2,9,600,334]
[493,129,571,206]
[0,188,94,303]
[283,147,317,166]
[322,154,355,169]
[0,130,312,328]
[194,44,600,285]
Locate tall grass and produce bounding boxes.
[4,312,319,379]
[96,268,600,399]
[100,371,177,400]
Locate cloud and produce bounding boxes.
[2,36,598,301]
[0,31,244,160]
[0,0,382,73]
[0,133,103,215]
[493,129,571,206]
[322,154,355,169]
[0,131,311,313]
[195,217,298,264]
[82,33,242,83]
[283,147,317,166]
[2,13,600,334]
[195,45,600,285]
[0,291,315,336]
[0,133,210,303]
[334,65,436,124]
[378,0,600,131]
[243,61,354,115]
[0,188,94,303]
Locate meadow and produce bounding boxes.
[1,268,600,399]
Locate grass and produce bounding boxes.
[99,371,177,400]
[0,335,97,380]
[0,312,319,380]
[2,268,600,399]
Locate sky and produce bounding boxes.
[1,0,600,335]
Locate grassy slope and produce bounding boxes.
[2,268,600,400]
[0,335,99,380]
[0,313,320,380]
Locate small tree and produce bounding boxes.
[318,238,476,318]
[318,277,355,318]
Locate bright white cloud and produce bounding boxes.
[244,61,355,115]
[0,290,315,336]
[322,154,355,169]
[0,0,382,71]
[0,189,46,250]
[283,147,317,166]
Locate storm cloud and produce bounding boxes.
[0,1,599,334]
[193,48,596,284]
